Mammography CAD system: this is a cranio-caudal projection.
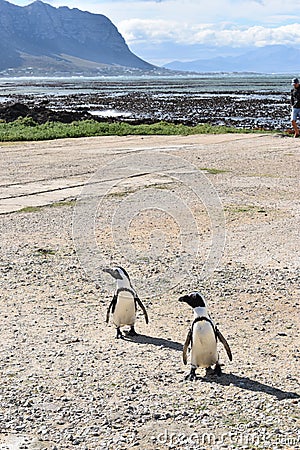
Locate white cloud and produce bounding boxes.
[118,19,203,43]
[119,19,300,48]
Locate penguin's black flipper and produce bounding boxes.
[106,295,117,323]
[216,327,232,361]
[135,296,149,324]
[183,328,192,365]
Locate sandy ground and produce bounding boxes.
[0,133,299,450]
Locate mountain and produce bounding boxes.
[0,0,155,75]
[164,45,300,73]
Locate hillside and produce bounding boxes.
[0,0,155,75]
[164,45,300,73]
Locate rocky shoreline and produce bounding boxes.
[0,88,291,131]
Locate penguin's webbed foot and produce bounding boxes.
[126,326,138,337]
[185,368,197,381]
[214,363,222,377]
[116,327,123,339]
[205,366,215,377]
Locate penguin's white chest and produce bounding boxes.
[191,321,218,368]
[113,291,136,327]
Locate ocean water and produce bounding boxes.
[0,73,294,99]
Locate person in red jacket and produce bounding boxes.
[291,77,300,137]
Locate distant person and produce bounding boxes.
[291,77,300,137]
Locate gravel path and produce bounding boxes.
[0,134,299,449]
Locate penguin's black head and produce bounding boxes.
[117,266,131,282]
[178,292,206,308]
[103,266,131,282]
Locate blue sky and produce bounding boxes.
[9,0,300,64]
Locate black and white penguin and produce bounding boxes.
[103,266,149,338]
[179,292,232,381]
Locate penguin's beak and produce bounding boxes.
[178,295,187,303]
[103,267,123,280]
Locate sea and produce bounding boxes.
[0,73,294,100]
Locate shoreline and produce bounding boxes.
[0,94,290,131]
[0,74,292,131]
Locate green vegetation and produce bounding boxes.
[108,190,129,198]
[49,200,76,208]
[199,167,229,174]
[18,205,41,213]
[226,205,256,213]
[35,248,56,256]
[225,205,267,214]
[0,117,267,142]
[18,199,76,213]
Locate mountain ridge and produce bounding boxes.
[0,0,156,75]
[164,45,300,74]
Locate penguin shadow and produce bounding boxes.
[125,333,183,352]
[202,372,300,401]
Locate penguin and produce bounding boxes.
[179,292,232,381]
[103,266,149,339]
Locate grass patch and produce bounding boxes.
[0,117,268,142]
[18,205,41,213]
[35,248,56,256]
[199,167,229,174]
[225,205,267,214]
[49,200,76,208]
[108,191,129,198]
[18,199,76,213]
[244,172,277,178]
[229,205,256,213]
[108,187,138,198]
[225,205,256,214]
